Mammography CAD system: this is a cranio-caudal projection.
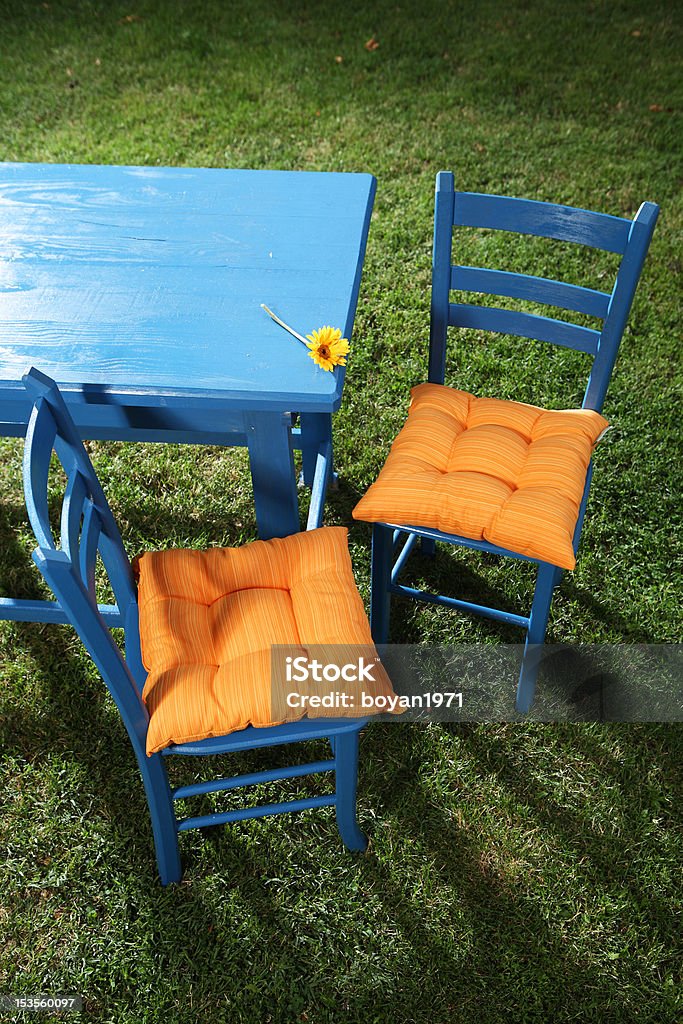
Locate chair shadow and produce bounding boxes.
[348,721,678,1017]
[433,721,681,941]
[132,721,665,1022]
[560,579,653,643]
[0,496,47,601]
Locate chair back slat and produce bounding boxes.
[430,171,659,411]
[23,397,60,551]
[59,469,105,601]
[452,190,631,253]
[450,266,611,319]
[448,303,600,355]
[61,469,89,562]
[79,500,102,602]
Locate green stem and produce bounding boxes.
[260,304,309,347]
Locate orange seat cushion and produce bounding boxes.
[135,527,396,754]
[353,384,608,570]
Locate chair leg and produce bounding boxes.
[334,730,368,852]
[370,523,393,644]
[516,561,559,714]
[137,752,182,885]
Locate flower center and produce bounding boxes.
[319,345,330,359]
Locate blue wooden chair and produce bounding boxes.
[354,172,658,712]
[21,367,369,885]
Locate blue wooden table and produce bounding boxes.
[0,162,376,624]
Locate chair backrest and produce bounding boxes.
[22,368,149,749]
[428,171,659,411]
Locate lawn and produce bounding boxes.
[0,1,681,1022]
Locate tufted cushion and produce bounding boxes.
[135,527,396,754]
[353,384,608,570]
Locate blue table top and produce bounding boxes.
[0,163,376,413]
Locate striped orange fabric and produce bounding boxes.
[135,527,396,754]
[353,384,608,570]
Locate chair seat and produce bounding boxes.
[135,526,394,754]
[353,384,609,570]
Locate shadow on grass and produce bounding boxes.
[1,595,678,1020]
[169,721,669,1022]
[353,722,678,1021]
[561,579,653,643]
[0,496,46,602]
[438,722,681,950]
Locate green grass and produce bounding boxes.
[0,1,681,1021]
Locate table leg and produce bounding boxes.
[299,412,335,488]
[244,411,300,539]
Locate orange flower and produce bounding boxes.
[305,326,350,372]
